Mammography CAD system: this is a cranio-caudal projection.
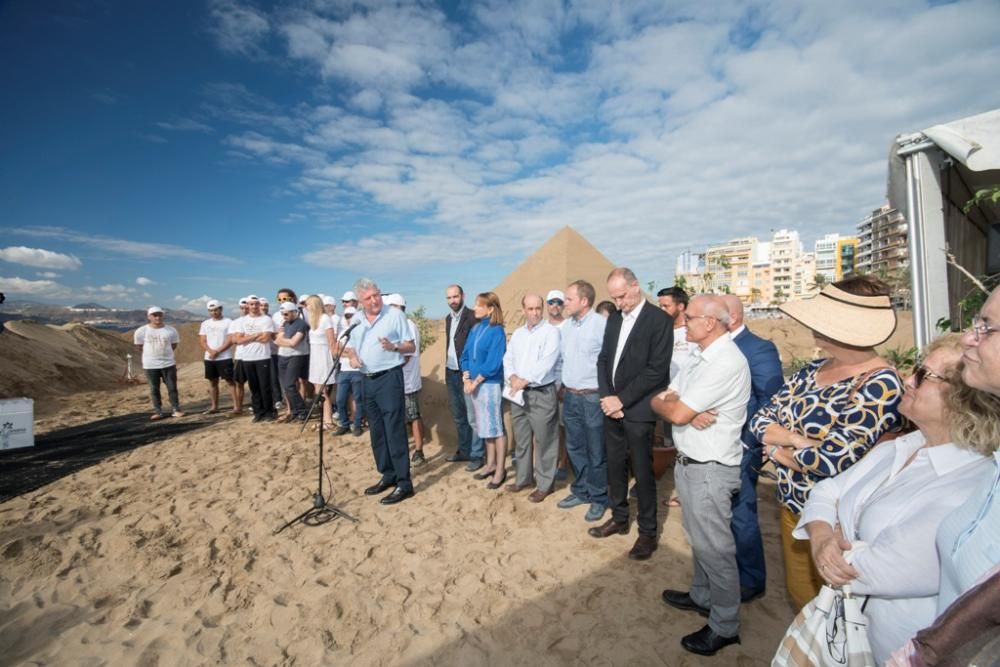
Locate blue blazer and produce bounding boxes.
[732,327,784,448]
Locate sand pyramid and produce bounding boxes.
[492,226,619,331]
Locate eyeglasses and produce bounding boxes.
[970,314,997,342]
[277,296,295,302]
[547,300,563,306]
[913,364,948,388]
[686,314,716,323]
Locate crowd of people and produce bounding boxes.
[131,270,1000,662]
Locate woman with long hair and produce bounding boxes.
[305,294,337,430]
[460,292,508,489]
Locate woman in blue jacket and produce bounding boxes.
[461,291,508,489]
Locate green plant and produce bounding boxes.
[784,355,811,376]
[674,275,688,292]
[409,305,437,353]
[882,345,919,373]
[962,185,1000,214]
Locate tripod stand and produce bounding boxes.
[276,324,359,533]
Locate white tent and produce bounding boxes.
[887,108,1000,348]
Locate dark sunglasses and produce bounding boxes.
[277,296,295,302]
[913,364,948,388]
[547,299,564,306]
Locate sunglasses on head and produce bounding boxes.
[913,364,948,388]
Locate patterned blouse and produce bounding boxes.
[750,360,905,514]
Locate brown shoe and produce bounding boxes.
[505,483,531,493]
[587,518,629,538]
[527,488,552,503]
[628,534,658,560]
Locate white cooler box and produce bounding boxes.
[0,398,34,451]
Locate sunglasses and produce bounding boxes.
[150,313,163,317]
[547,300,563,306]
[277,296,295,302]
[913,364,948,388]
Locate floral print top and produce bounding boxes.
[750,360,905,514]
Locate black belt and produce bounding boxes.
[677,454,736,467]
[446,368,463,374]
[363,365,402,380]
[524,382,555,392]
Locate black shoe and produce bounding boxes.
[445,452,471,462]
[465,458,485,472]
[411,450,426,466]
[741,586,766,603]
[335,425,351,436]
[380,487,414,505]
[680,625,740,656]
[252,415,263,423]
[661,590,710,618]
[364,479,396,496]
[351,426,363,437]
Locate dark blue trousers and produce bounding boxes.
[364,366,412,493]
[731,445,766,593]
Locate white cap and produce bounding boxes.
[546,289,565,303]
[383,293,403,307]
[247,294,259,302]
[279,301,298,313]
[341,291,357,301]
[260,297,269,305]
[147,306,164,315]
[238,298,248,306]
[206,300,221,310]
[343,306,357,315]
[322,295,335,306]
[299,294,311,304]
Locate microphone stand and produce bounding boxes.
[275,322,359,533]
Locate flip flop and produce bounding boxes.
[150,413,165,421]
[203,408,219,415]
[666,496,682,508]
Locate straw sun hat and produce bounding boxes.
[779,283,897,348]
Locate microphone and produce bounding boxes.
[339,321,361,340]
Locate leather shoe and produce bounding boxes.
[587,518,629,538]
[505,483,531,493]
[445,452,471,462]
[465,458,485,472]
[661,589,709,618]
[379,487,414,505]
[680,624,740,656]
[527,488,552,503]
[741,586,766,603]
[364,479,396,495]
[628,534,658,560]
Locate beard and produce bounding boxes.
[449,301,463,312]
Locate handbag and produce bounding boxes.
[772,581,875,667]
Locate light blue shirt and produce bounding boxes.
[936,450,1000,612]
[560,309,606,390]
[347,305,413,374]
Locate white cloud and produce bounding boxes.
[155,118,213,133]
[36,271,61,279]
[136,276,155,286]
[174,295,215,312]
[209,0,270,56]
[7,227,237,264]
[0,276,69,298]
[0,246,82,271]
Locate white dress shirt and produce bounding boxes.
[668,333,750,466]
[446,310,461,371]
[560,309,606,390]
[794,430,992,664]
[503,319,561,387]
[670,324,696,380]
[612,298,645,380]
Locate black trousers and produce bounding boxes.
[278,355,308,418]
[269,354,282,407]
[245,359,275,419]
[606,418,657,536]
[363,366,412,493]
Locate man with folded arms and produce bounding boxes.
[557,280,608,521]
[232,295,277,423]
[198,300,236,414]
[344,279,416,505]
[651,295,751,657]
[134,306,184,420]
[274,301,310,421]
[229,298,250,415]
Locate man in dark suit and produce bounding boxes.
[589,267,673,560]
[443,284,485,470]
[722,295,783,602]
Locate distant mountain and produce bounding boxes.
[72,302,110,310]
[0,300,202,330]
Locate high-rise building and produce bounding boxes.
[836,238,859,279]
[814,234,841,281]
[703,237,757,298]
[856,204,908,275]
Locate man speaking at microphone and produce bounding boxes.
[343,278,417,505]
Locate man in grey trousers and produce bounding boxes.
[650,295,751,657]
[502,294,562,503]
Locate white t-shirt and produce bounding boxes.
[270,312,282,355]
[308,313,334,347]
[233,314,275,362]
[402,319,422,393]
[134,324,179,370]
[199,317,233,361]
[338,316,358,373]
[670,325,696,381]
[229,316,244,360]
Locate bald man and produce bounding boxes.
[721,294,783,603]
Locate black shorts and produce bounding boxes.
[205,359,235,382]
[233,359,248,383]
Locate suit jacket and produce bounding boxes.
[597,302,673,423]
[732,327,784,448]
[444,306,477,366]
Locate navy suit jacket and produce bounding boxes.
[732,327,784,448]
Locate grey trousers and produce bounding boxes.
[675,460,742,638]
[510,385,559,490]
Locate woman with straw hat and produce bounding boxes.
[750,275,906,610]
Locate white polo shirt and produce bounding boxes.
[668,333,751,466]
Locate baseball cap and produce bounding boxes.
[279,301,298,313]
[238,298,248,306]
[546,289,565,303]
[383,293,402,307]
[343,306,357,316]
[147,306,164,315]
[322,295,335,306]
[260,297,269,305]
[342,291,357,301]
[206,300,221,310]
[247,294,259,302]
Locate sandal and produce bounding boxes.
[149,413,165,421]
[666,496,681,508]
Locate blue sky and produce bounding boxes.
[2,0,999,317]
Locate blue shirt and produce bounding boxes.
[460,319,506,384]
[347,305,413,374]
[560,309,606,390]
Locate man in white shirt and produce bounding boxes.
[503,294,562,502]
[335,306,365,436]
[232,296,277,422]
[198,300,236,414]
[386,294,426,467]
[557,280,608,522]
[230,298,250,415]
[263,297,286,415]
[657,286,695,449]
[134,306,184,420]
[651,295,751,657]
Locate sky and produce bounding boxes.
[1,0,999,317]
